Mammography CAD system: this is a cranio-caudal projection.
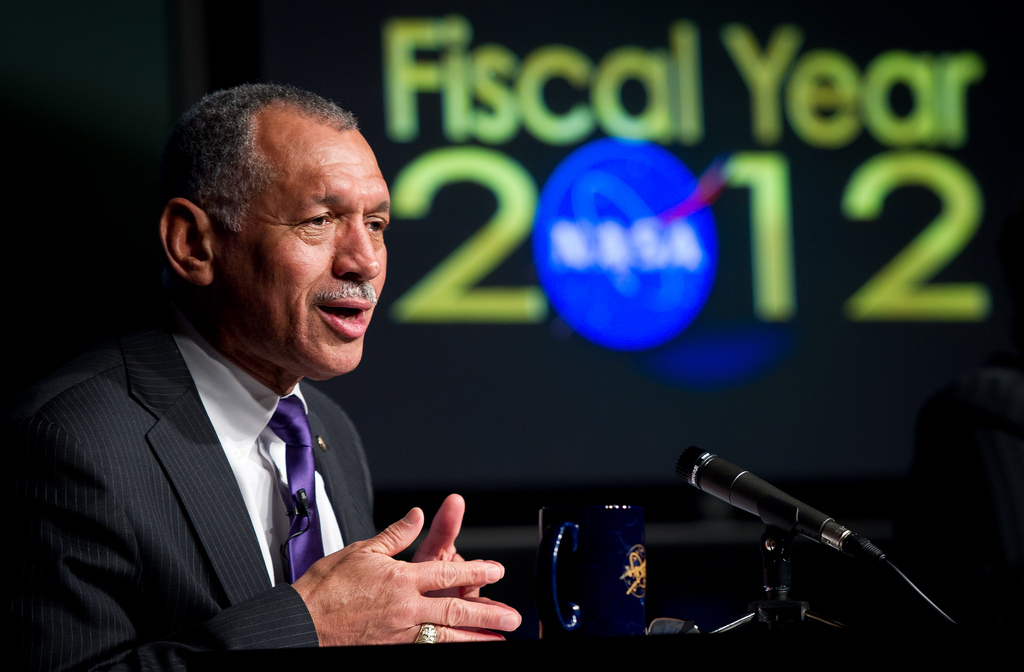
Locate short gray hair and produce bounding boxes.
[158,83,358,231]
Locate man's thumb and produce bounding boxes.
[368,507,424,557]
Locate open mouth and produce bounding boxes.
[317,302,370,339]
[319,305,362,318]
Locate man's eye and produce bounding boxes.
[367,219,388,233]
[309,216,329,226]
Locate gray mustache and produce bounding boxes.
[314,282,377,305]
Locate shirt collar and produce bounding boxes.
[171,307,307,450]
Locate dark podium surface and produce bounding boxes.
[191,625,1018,668]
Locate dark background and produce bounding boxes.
[4,0,1021,634]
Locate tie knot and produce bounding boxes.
[268,396,312,448]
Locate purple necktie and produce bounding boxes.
[268,396,324,582]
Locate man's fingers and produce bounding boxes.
[408,623,507,644]
[412,493,465,562]
[413,558,504,594]
[419,595,522,633]
[364,508,424,557]
[429,625,507,643]
[422,557,486,598]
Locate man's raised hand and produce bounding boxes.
[293,505,521,645]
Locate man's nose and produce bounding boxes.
[333,222,382,280]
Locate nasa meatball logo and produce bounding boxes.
[532,138,719,351]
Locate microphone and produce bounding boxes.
[676,446,885,562]
[294,488,312,519]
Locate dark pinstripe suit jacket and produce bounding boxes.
[7,330,376,671]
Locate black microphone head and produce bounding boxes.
[295,488,312,518]
[676,446,713,487]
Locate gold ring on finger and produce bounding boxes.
[415,623,438,644]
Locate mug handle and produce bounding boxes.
[539,521,581,631]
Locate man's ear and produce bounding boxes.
[159,197,219,286]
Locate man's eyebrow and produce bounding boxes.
[317,196,390,214]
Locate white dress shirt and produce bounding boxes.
[172,315,344,585]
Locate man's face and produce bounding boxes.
[207,105,389,394]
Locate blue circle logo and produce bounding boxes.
[532,138,719,351]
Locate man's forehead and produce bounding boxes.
[253,104,359,154]
[253,105,385,187]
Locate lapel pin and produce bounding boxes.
[316,435,327,451]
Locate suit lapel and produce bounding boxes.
[306,401,375,544]
[122,330,272,604]
[307,408,356,543]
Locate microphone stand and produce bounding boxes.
[709,524,846,633]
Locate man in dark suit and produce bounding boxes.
[8,83,521,670]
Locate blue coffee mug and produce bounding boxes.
[537,505,646,637]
